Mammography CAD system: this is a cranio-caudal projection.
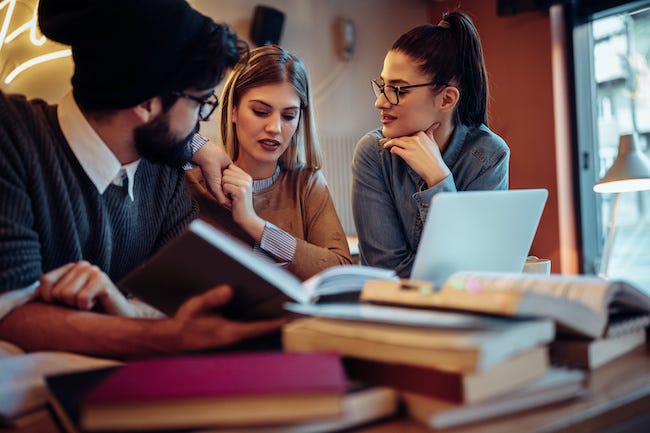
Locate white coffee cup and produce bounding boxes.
[523,256,551,275]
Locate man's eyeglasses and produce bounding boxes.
[171,91,219,121]
[371,78,448,105]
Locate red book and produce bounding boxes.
[79,352,346,431]
[344,346,549,404]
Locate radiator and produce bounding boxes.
[319,135,358,235]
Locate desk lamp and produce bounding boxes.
[593,134,650,277]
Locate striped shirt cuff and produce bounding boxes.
[257,221,297,263]
[183,133,209,170]
[252,245,290,269]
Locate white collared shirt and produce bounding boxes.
[57,92,140,201]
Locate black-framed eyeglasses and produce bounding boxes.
[171,90,219,121]
[371,77,448,105]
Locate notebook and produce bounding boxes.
[410,189,548,289]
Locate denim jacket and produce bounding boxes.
[351,123,510,277]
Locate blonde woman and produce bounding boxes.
[187,45,352,280]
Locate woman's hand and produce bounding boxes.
[221,164,265,241]
[382,122,451,188]
[36,261,137,317]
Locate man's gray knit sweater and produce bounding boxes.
[0,92,197,292]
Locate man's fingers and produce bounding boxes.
[52,262,92,304]
[75,273,103,311]
[38,262,76,302]
[199,285,235,310]
[176,285,233,319]
[214,190,232,208]
[206,175,231,207]
[39,262,75,286]
[233,317,288,340]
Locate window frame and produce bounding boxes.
[572,0,650,275]
[573,20,602,274]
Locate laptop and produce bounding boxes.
[410,188,548,289]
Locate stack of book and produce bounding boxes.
[283,302,557,409]
[46,351,399,433]
[344,271,650,428]
[359,272,650,371]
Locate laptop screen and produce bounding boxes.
[410,189,548,289]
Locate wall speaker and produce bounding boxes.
[250,5,285,46]
[497,0,552,16]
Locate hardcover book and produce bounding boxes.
[403,368,585,429]
[47,372,396,433]
[343,346,549,404]
[46,367,117,433]
[282,313,554,374]
[550,328,647,370]
[77,352,346,431]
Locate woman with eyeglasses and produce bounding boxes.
[187,45,352,280]
[352,11,510,278]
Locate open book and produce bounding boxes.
[360,272,650,338]
[118,219,396,319]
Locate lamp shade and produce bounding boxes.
[593,134,650,193]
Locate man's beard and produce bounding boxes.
[134,115,198,168]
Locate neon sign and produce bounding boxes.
[0,0,71,84]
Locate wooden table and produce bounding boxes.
[4,345,650,433]
[358,345,650,433]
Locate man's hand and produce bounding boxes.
[382,122,451,188]
[168,285,286,351]
[192,139,233,207]
[36,261,137,317]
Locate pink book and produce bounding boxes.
[80,352,346,431]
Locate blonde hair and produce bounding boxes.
[219,45,322,170]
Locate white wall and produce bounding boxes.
[192,0,428,139]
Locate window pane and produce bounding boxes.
[591,7,650,291]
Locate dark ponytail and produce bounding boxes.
[391,11,488,127]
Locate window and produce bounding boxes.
[574,2,650,290]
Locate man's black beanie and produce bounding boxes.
[38,0,209,109]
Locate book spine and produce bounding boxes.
[343,358,465,403]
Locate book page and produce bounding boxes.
[443,272,612,316]
[284,302,536,330]
[302,266,397,298]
